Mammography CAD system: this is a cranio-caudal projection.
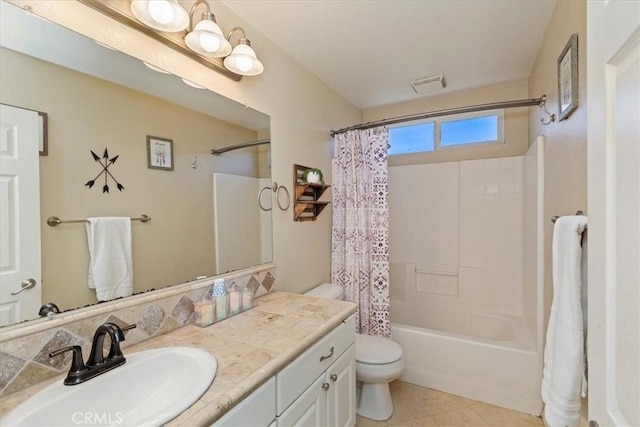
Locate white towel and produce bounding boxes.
[86,217,133,301]
[542,215,588,427]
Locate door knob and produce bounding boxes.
[11,278,36,295]
[330,373,338,382]
[322,382,330,391]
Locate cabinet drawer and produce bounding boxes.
[277,315,355,415]
[213,377,276,427]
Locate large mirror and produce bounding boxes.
[0,1,272,326]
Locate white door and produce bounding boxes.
[326,345,356,427]
[587,2,640,426]
[0,104,42,325]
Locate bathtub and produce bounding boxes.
[391,313,543,416]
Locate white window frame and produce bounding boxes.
[388,109,505,156]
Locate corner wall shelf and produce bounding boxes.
[293,164,330,222]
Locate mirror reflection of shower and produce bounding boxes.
[211,139,273,273]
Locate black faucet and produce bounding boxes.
[49,322,136,385]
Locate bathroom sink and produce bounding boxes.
[3,346,217,427]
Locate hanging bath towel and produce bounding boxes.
[86,217,133,301]
[542,215,588,427]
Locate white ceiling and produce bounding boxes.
[222,0,556,109]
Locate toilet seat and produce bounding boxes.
[355,333,403,365]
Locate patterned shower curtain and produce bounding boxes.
[331,127,391,338]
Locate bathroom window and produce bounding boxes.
[388,122,434,155]
[388,109,504,156]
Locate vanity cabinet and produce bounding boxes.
[212,315,355,427]
[276,316,356,427]
[278,345,356,427]
[213,316,356,427]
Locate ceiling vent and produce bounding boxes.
[411,74,447,95]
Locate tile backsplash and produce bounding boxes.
[0,264,276,397]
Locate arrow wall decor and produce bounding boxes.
[85,148,125,193]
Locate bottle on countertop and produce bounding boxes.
[213,278,227,321]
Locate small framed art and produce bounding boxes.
[147,135,174,171]
[557,33,578,121]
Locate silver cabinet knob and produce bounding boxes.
[589,421,599,427]
[330,373,338,382]
[322,382,330,391]
[11,278,36,295]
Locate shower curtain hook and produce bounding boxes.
[539,95,556,126]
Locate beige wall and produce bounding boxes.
[1,47,260,310]
[527,0,587,332]
[363,81,530,166]
[8,0,362,296]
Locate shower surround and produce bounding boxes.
[388,138,544,415]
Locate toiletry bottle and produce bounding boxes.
[242,286,253,311]
[229,283,242,315]
[213,279,227,321]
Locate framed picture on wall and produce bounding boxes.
[557,33,578,121]
[146,135,174,171]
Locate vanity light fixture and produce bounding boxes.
[130,0,189,32]
[84,1,262,79]
[223,27,264,76]
[184,0,231,58]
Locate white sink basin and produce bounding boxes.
[3,346,217,427]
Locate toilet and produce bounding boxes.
[304,283,404,421]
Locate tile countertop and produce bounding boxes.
[0,291,357,426]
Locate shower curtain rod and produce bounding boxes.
[210,138,270,156]
[330,95,550,137]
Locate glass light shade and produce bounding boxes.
[185,20,231,57]
[223,43,264,76]
[181,78,205,89]
[143,61,171,74]
[130,0,189,32]
[94,40,117,51]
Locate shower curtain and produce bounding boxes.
[331,127,391,338]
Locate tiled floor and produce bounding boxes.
[355,381,545,427]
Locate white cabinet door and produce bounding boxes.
[587,1,640,426]
[278,375,327,427]
[326,345,356,427]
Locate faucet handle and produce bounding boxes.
[50,345,88,385]
[121,323,137,332]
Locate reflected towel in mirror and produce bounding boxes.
[86,217,133,301]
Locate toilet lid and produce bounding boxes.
[355,333,403,365]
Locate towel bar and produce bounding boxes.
[47,214,151,227]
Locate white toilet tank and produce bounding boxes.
[304,283,344,300]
